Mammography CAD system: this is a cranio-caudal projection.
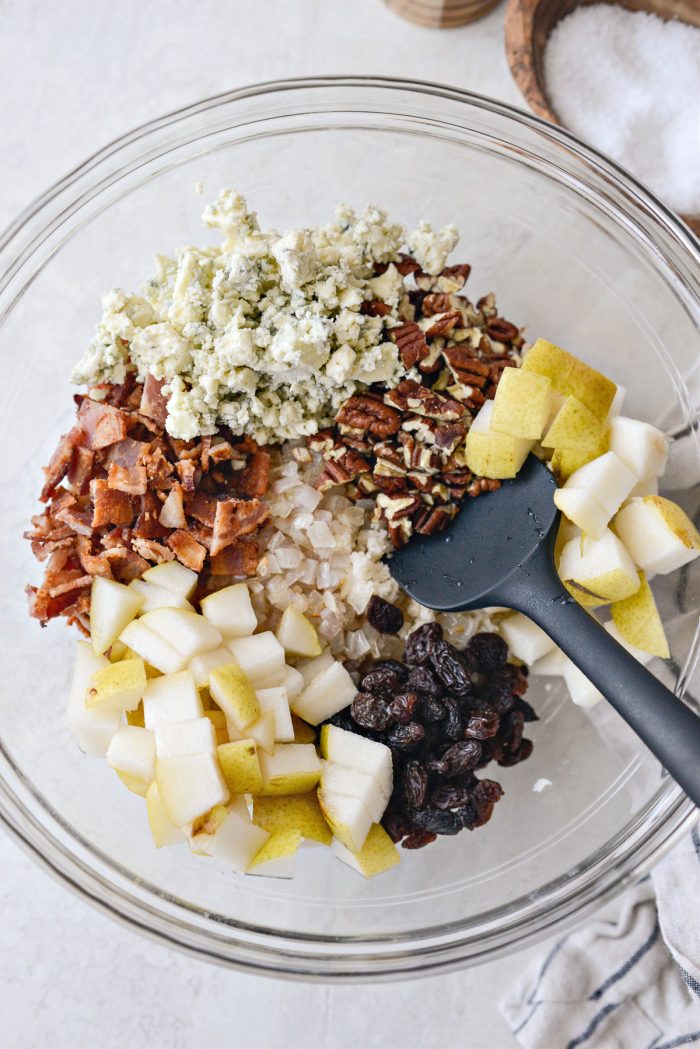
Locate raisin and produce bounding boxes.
[440,740,482,776]
[478,682,516,715]
[515,697,539,722]
[404,622,443,665]
[466,632,508,672]
[443,696,464,741]
[360,667,402,699]
[430,639,472,696]
[402,761,429,807]
[410,807,462,835]
[351,693,392,732]
[387,722,425,751]
[430,784,473,810]
[328,708,355,733]
[382,807,412,843]
[388,691,419,724]
[501,661,529,696]
[406,664,443,698]
[417,695,447,722]
[367,595,404,634]
[464,710,500,739]
[402,829,437,849]
[373,659,410,680]
[500,710,525,751]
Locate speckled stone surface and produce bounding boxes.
[0,3,546,1045]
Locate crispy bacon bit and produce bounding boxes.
[66,446,95,493]
[167,529,207,572]
[176,458,198,491]
[90,479,135,528]
[211,498,270,556]
[139,374,169,428]
[133,491,169,539]
[209,542,260,577]
[102,437,148,469]
[131,537,175,564]
[392,322,430,369]
[209,440,233,463]
[40,427,82,502]
[107,463,148,495]
[77,398,128,450]
[232,449,271,498]
[186,491,217,528]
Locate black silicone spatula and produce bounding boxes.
[389,454,700,807]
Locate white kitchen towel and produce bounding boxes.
[501,821,700,1049]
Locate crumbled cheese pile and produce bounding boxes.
[545,5,700,215]
[73,191,459,443]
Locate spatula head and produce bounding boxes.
[388,455,560,612]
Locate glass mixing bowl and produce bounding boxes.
[1,77,699,980]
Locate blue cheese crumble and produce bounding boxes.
[72,190,460,443]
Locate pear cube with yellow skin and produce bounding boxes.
[248,828,302,879]
[142,560,198,599]
[614,496,700,575]
[275,606,322,658]
[522,339,617,420]
[609,417,668,482]
[218,739,264,794]
[465,400,533,480]
[156,752,229,826]
[558,529,640,607]
[332,824,400,878]
[542,395,606,452]
[611,572,670,659]
[140,608,222,664]
[86,657,147,712]
[318,789,373,853]
[188,805,269,871]
[146,781,184,848]
[127,579,193,614]
[115,770,150,797]
[553,488,610,540]
[320,725,393,801]
[90,576,144,657]
[65,642,120,757]
[259,743,322,796]
[245,710,276,755]
[551,433,609,483]
[320,760,387,823]
[490,368,552,440]
[120,619,185,675]
[209,663,260,733]
[603,620,653,666]
[252,792,332,846]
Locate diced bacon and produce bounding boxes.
[131,537,175,564]
[49,488,77,516]
[133,491,169,539]
[200,436,212,471]
[187,521,213,550]
[54,506,95,537]
[48,573,93,598]
[167,529,207,572]
[67,446,95,493]
[232,449,270,498]
[107,463,148,495]
[211,498,270,556]
[102,437,148,469]
[186,490,217,527]
[40,427,82,502]
[139,374,169,428]
[90,479,135,528]
[77,398,128,450]
[141,443,174,488]
[209,440,233,463]
[209,541,260,577]
[176,459,198,491]
[102,546,150,582]
[159,483,186,528]
[75,536,112,578]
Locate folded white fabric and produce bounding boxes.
[501,823,700,1049]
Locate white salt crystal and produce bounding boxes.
[545,5,700,214]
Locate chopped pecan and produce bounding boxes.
[376,492,423,522]
[372,474,411,496]
[336,394,401,438]
[486,318,520,343]
[308,429,337,455]
[385,380,465,422]
[466,477,501,498]
[420,309,463,337]
[360,299,392,317]
[442,346,491,388]
[414,505,457,535]
[391,322,430,369]
[387,518,413,548]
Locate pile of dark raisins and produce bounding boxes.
[329,613,537,850]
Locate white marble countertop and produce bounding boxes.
[0,3,547,1045]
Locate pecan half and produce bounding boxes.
[420,309,463,337]
[391,322,430,369]
[385,380,465,422]
[486,318,520,343]
[336,394,401,438]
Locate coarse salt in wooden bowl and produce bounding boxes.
[504,0,700,236]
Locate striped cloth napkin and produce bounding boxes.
[501,822,700,1049]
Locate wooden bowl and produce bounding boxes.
[504,0,700,235]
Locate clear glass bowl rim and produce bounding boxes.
[1,75,698,981]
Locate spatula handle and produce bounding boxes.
[501,556,700,810]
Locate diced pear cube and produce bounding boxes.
[256,686,294,742]
[86,658,147,711]
[127,579,193,613]
[209,663,260,732]
[499,613,556,665]
[564,452,637,517]
[140,609,222,663]
[320,760,388,823]
[119,619,186,675]
[281,665,304,702]
[550,434,609,483]
[203,709,229,744]
[259,743,322,796]
[275,606,322,658]
[90,576,144,656]
[318,790,373,853]
[146,781,184,847]
[189,647,234,688]
[218,739,264,794]
[200,583,257,638]
[531,648,569,676]
[614,496,700,575]
[65,641,120,756]
[296,650,335,688]
[609,417,669,481]
[319,725,393,800]
[143,670,203,729]
[252,793,332,846]
[189,806,269,872]
[563,661,604,708]
[553,488,610,541]
[292,715,317,744]
[490,367,552,440]
[142,560,198,598]
[248,828,302,879]
[332,824,400,877]
[291,661,357,726]
[246,710,276,755]
[156,753,229,826]
[610,572,669,659]
[227,632,286,689]
[465,401,533,480]
[522,339,617,420]
[541,395,606,451]
[603,620,654,666]
[154,717,216,758]
[606,384,626,420]
[558,529,640,606]
[106,726,155,783]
